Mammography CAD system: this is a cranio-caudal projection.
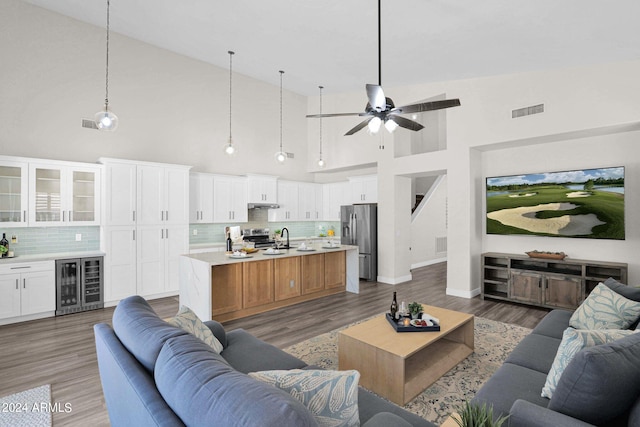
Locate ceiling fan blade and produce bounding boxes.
[345,118,372,136]
[388,115,424,132]
[392,99,461,115]
[306,112,361,118]
[366,84,386,111]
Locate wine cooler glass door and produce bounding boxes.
[56,259,81,313]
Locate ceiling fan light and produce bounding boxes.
[384,118,398,133]
[275,151,287,163]
[95,109,118,131]
[368,117,382,133]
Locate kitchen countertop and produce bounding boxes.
[189,236,341,252]
[0,251,106,265]
[183,244,356,267]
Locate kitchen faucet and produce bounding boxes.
[281,227,290,249]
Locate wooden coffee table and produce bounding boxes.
[338,305,474,405]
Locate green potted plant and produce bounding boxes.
[452,401,508,427]
[408,302,423,319]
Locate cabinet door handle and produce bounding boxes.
[15,279,18,290]
[23,278,26,289]
[166,229,169,239]
[166,210,169,221]
[161,229,164,239]
[133,211,136,222]
[63,211,66,222]
[133,230,136,240]
[23,210,26,222]
[161,211,164,221]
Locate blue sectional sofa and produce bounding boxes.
[94,295,434,427]
[472,278,640,427]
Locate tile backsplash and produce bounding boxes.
[1,226,100,256]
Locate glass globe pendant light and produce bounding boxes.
[274,70,287,164]
[95,0,118,131]
[317,85,326,168]
[367,117,382,134]
[223,50,237,156]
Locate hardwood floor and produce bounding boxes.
[0,262,549,426]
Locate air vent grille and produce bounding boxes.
[512,104,544,118]
[286,152,295,159]
[436,236,447,253]
[82,119,98,130]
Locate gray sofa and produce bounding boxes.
[472,278,640,427]
[94,295,434,427]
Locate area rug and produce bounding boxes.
[0,384,52,427]
[284,316,531,425]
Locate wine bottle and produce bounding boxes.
[390,291,398,320]
[226,231,232,254]
[0,233,8,258]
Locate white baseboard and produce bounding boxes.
[411,257,447,270]
[446,286,481,299]
[377,274,413,285]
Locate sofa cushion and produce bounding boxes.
[361,412,413,427]
[155,334,318,427]
[604,277,640,302]
[112,295,188,372]
[249,369,360,427]
[569,283,640,330]
[548,332,640,425]
[541,327,637,398]
[471,363,550,419]
[167,305,224,353]
[505,333,561,374]
[357,388,435,427]
[530,309,573,339]
[222,328,307,373]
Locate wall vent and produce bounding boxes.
[512,104,544,118]
[435,236,447,253]
[285,152,295,159]
[81,118,98,130]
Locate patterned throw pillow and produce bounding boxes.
[167,305,224,354]
[542,327,637,399]
[569,283,640,330]
[249,369,360,427]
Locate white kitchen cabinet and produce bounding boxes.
[0,261,55,322]
[28,162,101,226]
[349,175,378,203]
[323,182,349,221]
[0,159,28,227]
[268,180,299,222]
[213,175,248,223]
[247,174,278,204]
[189,173,214,223]
[99,158,191,304]
[137,165,189,226]
[298,182,322,221]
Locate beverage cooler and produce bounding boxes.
[55,256,104,315]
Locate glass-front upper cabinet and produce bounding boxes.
[0,160,28,227]
[28,163,101,226]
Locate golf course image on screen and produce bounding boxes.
[486,166,624,240]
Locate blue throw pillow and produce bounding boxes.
[549,332,640,425]
[569,283,640,330]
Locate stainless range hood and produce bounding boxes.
[247,202,280,209]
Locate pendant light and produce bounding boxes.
[317,85,325,168]
[274,70,287,164]
[224,51,237,156]
[94,0,118,131]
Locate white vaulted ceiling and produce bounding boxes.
[19,0,640,95]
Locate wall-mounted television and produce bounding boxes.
[486,166,624,240]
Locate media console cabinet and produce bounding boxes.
[482,252,628,310]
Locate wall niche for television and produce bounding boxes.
[486,166,624,240]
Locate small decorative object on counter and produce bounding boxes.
[409,302,423,319]
[327,226,335,237]
[225,230,232,254]
[390,291,398,320]
[0,233,8,258]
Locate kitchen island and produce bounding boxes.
[179,245,359,322]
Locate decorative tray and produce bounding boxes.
[385,313,441,332]
[526,251,567,260]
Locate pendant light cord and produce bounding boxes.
[319,85,323,159]
[228,51,234,141]
[377,0,381,86]
[104,0,111,109]
[279,70,284,152]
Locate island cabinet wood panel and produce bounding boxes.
[325,251,346,289]
[274,257,301,301]
[242,260,274,308]
[301,254,325,295]
[211,264,243,316]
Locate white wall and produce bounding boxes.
[410,176,447,268]
[0,0,312,181]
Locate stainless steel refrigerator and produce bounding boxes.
[341,204,377,281]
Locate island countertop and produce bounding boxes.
[183,244,358,266]
[179,244,360,322]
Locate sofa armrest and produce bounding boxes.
[203,320,227,348]
[509,400,596,427]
